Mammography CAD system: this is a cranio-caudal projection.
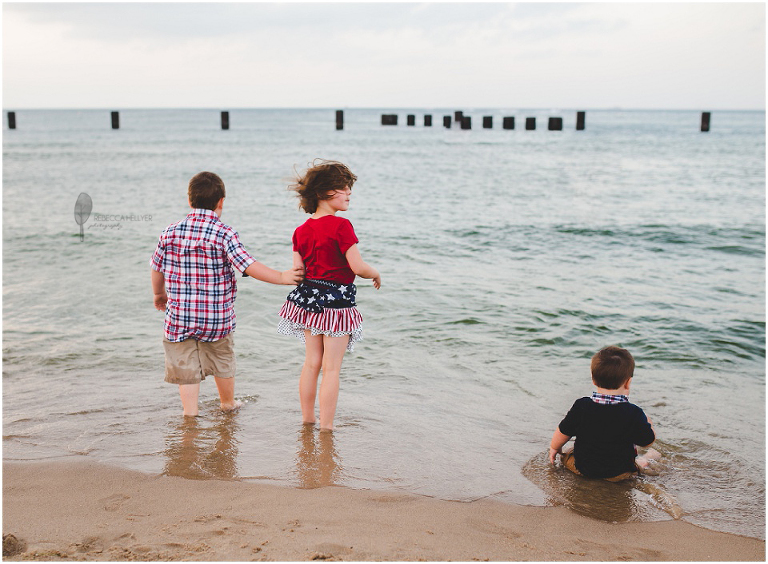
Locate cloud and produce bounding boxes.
[3,2,764,109]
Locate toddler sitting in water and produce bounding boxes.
[549,346,660,481]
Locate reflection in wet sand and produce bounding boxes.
[163,413,240,480]
[296,425,342,488]
[521,451,681,523]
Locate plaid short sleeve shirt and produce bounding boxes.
[150,209,256,342]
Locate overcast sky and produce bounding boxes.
[3,2,765,110]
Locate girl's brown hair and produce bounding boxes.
[289,159,357,214]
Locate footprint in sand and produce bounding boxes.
[100,493,130,512]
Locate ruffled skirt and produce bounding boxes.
[277,279,363,352]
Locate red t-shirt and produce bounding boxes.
[292,215,358,284]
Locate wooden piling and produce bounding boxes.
[483,116,493,129]
[443,116,452,128]
[381,114,398,126]
[576,111,586,130]
[111,111,119,130]
[221,111,230,130]
[7,111,16,130]
[502,117,515,130]
[701,112,711,132]
[548,117,563,131]
[424,115,432,127]
[407,114,415,126]
[461,116,472,130]
[335,110,343,130]
[525,117,536,130]
[455,111,464,122]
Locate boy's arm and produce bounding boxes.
[345,244,381,289]
[244,261,304,285]
[549,429,571,465]
[151,269,167,311]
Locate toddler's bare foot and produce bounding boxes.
[220,399,243,413]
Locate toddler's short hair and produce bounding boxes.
[189,171,226,210]
[290,159,357,214]
[591,346,635,389]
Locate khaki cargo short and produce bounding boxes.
[163,333,236,385]
[561,452,637,483]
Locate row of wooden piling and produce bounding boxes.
[376,111,582,131]
[4,110,713,132]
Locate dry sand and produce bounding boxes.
[3,459,764,561]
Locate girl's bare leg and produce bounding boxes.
[179,383,200,417]
[300,331,324,424]
[318,335,349,431]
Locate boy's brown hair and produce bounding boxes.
[591,346,635,389]
[289,159,357,214]
[189,171,226,210]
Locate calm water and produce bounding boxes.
[3,108,765,539]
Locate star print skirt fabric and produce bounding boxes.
[278,279,363,352]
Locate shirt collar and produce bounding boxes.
[188,209,220,221]
[591,391,629,405]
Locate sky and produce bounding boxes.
[2,2,765,110]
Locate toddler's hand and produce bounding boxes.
[372,272,381,290]
[548,447,560,465]
[282,266,304,285]
[154,293,167,311]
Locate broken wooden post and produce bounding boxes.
[576,111,586,130]
[111,111,119,129]
[7,111,16,130]
[407,114,415,126]
[424,115,432,127]
[548,117,563,131]
[443,116,451,128]
[335,110,343,130]
[221,111,230,130]
[483,116,493,129]
[455,111,464,122]
[461,116,472,129]
[503,117,515,130]
[525,117,536,130]
[701,112,711,132]
[381,114,398,125]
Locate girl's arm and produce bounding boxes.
[293,251,305,270]
[345,244,381,289]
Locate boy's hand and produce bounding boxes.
[154,293,167,311]
[281,266,304,285]
[372,272,381,289]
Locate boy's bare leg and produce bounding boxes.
[179,384,200,417]
[318,335,348,431]
[300,332,324,424]
[214,376,242,412]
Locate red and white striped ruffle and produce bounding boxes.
[278,301,363,352]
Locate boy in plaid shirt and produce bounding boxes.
[549,346,660,481]
[151,172,303,416]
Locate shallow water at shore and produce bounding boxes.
[3,108,765,538]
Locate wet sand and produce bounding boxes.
[3,459,764,561]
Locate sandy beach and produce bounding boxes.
[2,459,764,561]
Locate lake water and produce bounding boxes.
[3,108,765,539]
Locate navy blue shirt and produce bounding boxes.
[559,397,655,478]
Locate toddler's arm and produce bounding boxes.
[151,269,167,311]
[345,244,381,289]
[244,261,304,285]
[549,429,571,465]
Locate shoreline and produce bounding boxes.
[3,459,764,561]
